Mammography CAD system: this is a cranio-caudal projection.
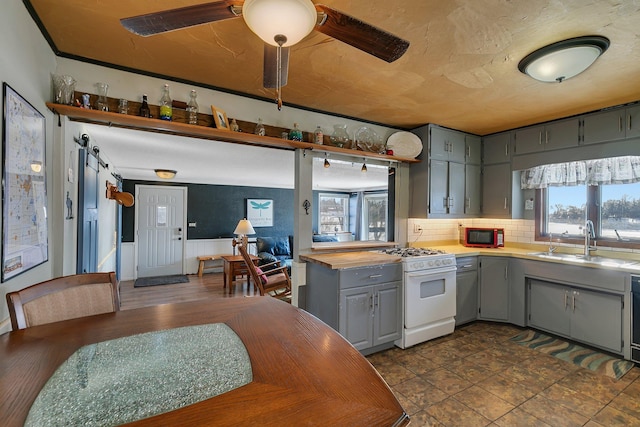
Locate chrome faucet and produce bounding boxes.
[548,230,568,255]
[584,220,597,256]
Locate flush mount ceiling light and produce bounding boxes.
[155,169,177,179]
[518,35,610,83]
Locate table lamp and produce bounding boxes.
[234,218,255,248]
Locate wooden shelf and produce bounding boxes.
[46,103,420,164]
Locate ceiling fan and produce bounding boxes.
[121,0,410,110]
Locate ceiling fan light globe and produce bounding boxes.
[242,0,317,47]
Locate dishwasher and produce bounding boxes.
[632,275,640,363]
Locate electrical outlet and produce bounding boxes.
[413,223,423,233]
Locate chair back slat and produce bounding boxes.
[6,272,119,330]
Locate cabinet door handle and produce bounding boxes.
[629,115,633,131]
[449,197,454,207]
[505,143,509,157]
[619,115,623,132]
[369,295,374,310]
[466,197,470,210]
[443,197,448,208]
[545,130,549,145]
[466,145,470,158]
[539,131,543,145]
[504,197,508,210]
[368,274,383,279]
[504,266,508,280]
[462,264,473,268]
[572,291,578,312]
[564,291,568,310]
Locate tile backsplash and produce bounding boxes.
[408,218,535,246]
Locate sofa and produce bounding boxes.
[256,237,293,272]
[256,235,339,272]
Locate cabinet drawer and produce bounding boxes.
[339,263,402,289]
[456,257,477,272]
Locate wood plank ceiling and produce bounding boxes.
[26,0,640,135]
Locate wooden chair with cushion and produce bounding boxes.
[238,244,291,303]
[6,272,120,330]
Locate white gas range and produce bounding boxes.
[379,247,457,349]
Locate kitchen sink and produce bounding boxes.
[527,252,639,268]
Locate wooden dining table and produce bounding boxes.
[0,296,408,426]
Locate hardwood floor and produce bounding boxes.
[119,273,256,310]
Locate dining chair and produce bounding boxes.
[238,244,291,303]
[6,272,120,330]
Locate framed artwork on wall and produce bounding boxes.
[211,105,230,130]
[247,199,273,227]
[2,83,48,281]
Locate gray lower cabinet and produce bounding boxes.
[478,257,509,321]
[306,262,402,354]
[339,281,402,350]
[528,279,623,353]
[456,257,478,326]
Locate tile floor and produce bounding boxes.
[366,322,640,427]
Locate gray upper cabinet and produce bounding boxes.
[483,132,511,165]
[628,105,640,138]
[583,105,640,144]
[410,124,481,218]
[465,135,482,165]
[514,118,580,155]
[482,163,511,217]
[430,126,466,163]
[465,164,481,215]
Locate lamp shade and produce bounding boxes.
[242,0,317,47]
[234,219,256,236]
[518,36,609,83]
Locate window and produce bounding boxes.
[541,182,640,245]
[318,193,349,233]
[362,193,388,241]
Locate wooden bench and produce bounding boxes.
[197,255,226,277]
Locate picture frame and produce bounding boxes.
[211,105,230,130]
[2,83,48,281]
[247,199,273,227]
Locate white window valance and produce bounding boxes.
[520,156,640,189]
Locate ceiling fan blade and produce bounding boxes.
[263,45,289,89]
[120,1,241,36]
[314,5,409,63]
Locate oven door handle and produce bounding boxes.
[405,266,457,278]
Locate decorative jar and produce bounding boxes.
[330,124,351,148]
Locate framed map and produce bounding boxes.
[2,83,48,281]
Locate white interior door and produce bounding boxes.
[136,185,186,278]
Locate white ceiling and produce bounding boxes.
[85,123,389,190]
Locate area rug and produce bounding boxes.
[510,330,634,380]
[134,275,189,288]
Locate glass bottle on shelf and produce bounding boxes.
[289,123,303,141]
[186,89,198,125]
[159,84,172,121]
[313,125,324,144]
[254,118,265,136]
[95,82,109,111]
[139,94,151,118]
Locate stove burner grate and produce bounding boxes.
[381,247,447,257]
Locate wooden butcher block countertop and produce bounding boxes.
[300,251,401,270]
